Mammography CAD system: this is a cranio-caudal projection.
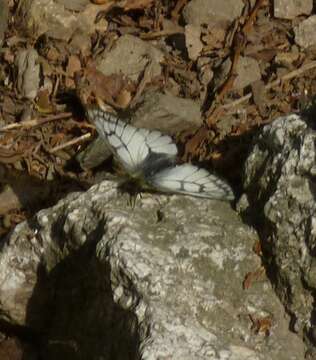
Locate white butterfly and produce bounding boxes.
[87,107,234,201]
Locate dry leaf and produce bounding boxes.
[243,267,266,290]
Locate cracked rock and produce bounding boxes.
[274,0,312,19]
[15,48,40,100]
[294,15,316,49]
[242,113,316,347]
[0,180,305,359]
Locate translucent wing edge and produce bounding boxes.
[149,164,234,201]
[87,107,178,173]
[87,107,149,172]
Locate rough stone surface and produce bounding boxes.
[218,56,261,90]
[294,15,316,49]
[97,35,164,82]
[15,49,40,100]
[132,90,202,133]
[19,0,105,42]
[234,56,261,90]
[183,0,244,27]
[274,0,312,19]
[185,24,203,61]
[0,180,305,359]
[76,136,111,170]
[242,114,316,346]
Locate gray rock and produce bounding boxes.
[183,0,244,27]
[97,35,164,83]
[217,56,261,91]
[234,56,261,90]
[274,0,312,19]
[0,180,305,359]
[19,0,78,41]
[15,49,40,100]
[132,91,202,133]
[185,24,203,61]
[19,0,103,42]
[294,15,316,49]
[76,136,111,170]
[242,114,316,344]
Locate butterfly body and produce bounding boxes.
[87,107,234,201]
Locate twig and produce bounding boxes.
[206,0,267,122]
[0,112,72,131]
[140,28,184,40]
[48,133,92,153]
[171,0,189,21]
[129,60,153,108]
[221,60,316,110]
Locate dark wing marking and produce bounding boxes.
[148,163,234,201]
[87,108,178,173]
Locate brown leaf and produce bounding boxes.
[36,89,54,114]
[249,314,273,336]
[77,64,135,108]
[67,55,82,78]
[243,266,266,290]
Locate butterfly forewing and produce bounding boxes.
[87,107,178,174]
[149,164,234,201]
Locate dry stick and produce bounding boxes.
[243,0,267,34]
[0,112,72,131]
[129,60,153,108]
[140,28,184,39]
[171,0,189,20]
[221,60,316,110]
[206,0,266,122]
[48,133,92,154]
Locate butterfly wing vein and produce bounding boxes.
[87,108,234,200]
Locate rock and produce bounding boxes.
[274,0,312,19]
[15,49,40,100]
[0,180,305,359]
[234,56,261,89]
[294,15,316,48]
[183,0,244,27]
[185,24,203,61]
[274,51,300,68]
[20,0,78,41]
[96,35,164,83]
[76,136,111,170]
[19,0,108,43]
[219,56,261,90]
[132,90,202,133]
[242,114,316,344]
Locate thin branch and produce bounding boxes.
[48,133,92,153]
[205,0,267,122]
[140,28,184,40]
[0,112,72,131]
[221,60,316,110]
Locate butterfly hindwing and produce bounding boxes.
[87,108,177,173]
[148,163,234,201]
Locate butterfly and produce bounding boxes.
[86,107,234,201]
